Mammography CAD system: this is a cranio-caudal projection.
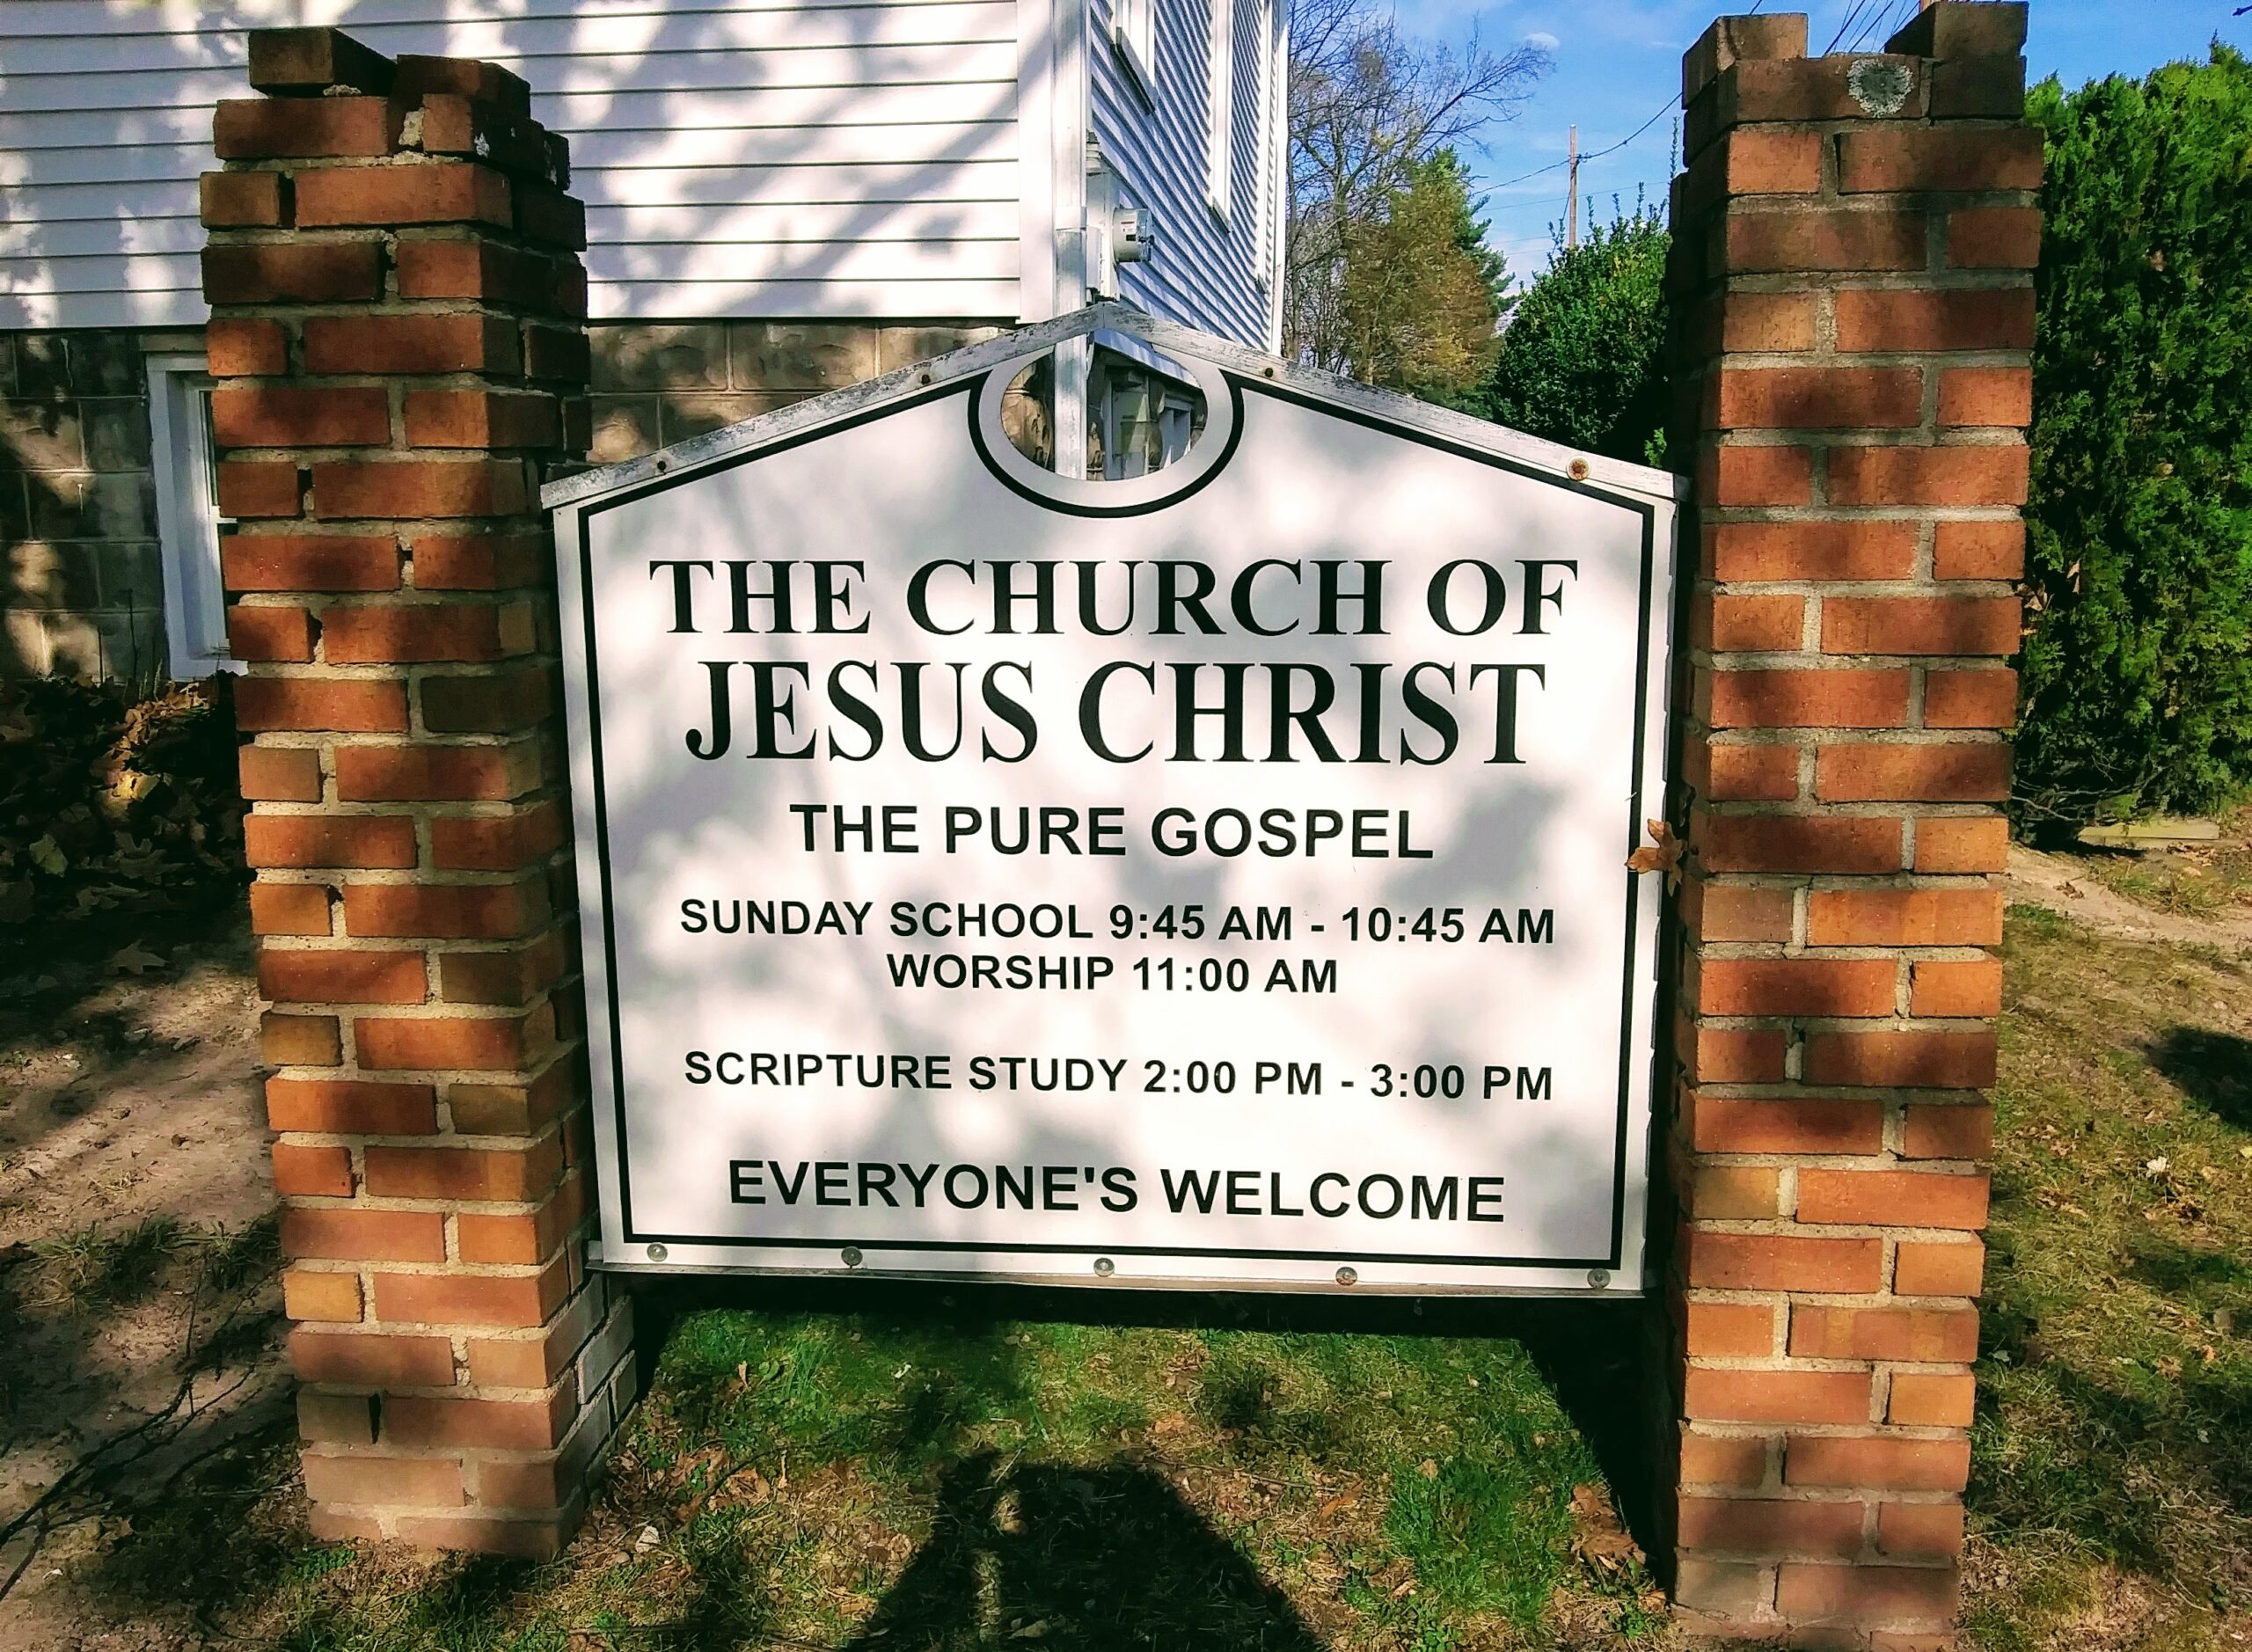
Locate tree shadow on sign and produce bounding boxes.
[844,1450,1323,1652]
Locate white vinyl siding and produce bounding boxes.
[0,0,1025,327]
[1086,0,1270,347]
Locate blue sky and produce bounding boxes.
[1400,0,2252,280]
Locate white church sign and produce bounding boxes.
[548,308,1679,1295]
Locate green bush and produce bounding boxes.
[1479,205,1670,466]
[2018,48,2252,824]
[0,676,246,932]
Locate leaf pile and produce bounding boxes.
[0,675,246,932]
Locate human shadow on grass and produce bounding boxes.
[2146,1026,2252,1130]
[844,1451,1323,1652]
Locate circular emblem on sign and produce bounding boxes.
[969,351,1243,518]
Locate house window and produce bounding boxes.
[1114,0,1156,94]
[146,355,235,678]
[1206,0,1234,221]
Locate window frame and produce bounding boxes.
[146,353,237,678]
[1205,0,1235,223]
[1113,0,1157,99]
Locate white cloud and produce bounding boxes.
[1526,29,1560,48]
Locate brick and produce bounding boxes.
[215,95,401,158]
[1691,1166,1781,1218]
[1887,1,2029,58]
[1804,1030,1997,1089]
[1876,1502,1964,1560]
[296,1389,377,1445]
[245,26,396,94]
[236,677,409,735]
[1788,1435,1970,1493]
[1808,888,2003,947]
[282,1208,447,1264]
[1798,1168,1990,1229]
[1678,1496,1864,1558]
[198,170,284,228]
[1834,286,2036,353]
[373,1260,571,1331]
[303,315,520,376]
[260,946,428,1004]
[1949,206,2043,268]
[1680,1431,1770,1488]
[420,666,557,733]
[1711,522,1918,581]
[364,1137,563,1202]
[1685,1231,1884,1293]
[1707,669,1909,729]
[393,53,533,113]
[1722,54,1929,123]
[1715,367,1922,429]
[323,603,531,664]
[1684,881,1796,942]
[1720,209,1927,273]
[311,459,530,521]
[1840,127,2044,193]
[295,162,511,230]
[409,531,545,592]
[1687,1094,1884,1155]
[218,460,303,518]
[1683,1368,1873,1425]
[1914,816,2009,873]
[1682,13,1808,103]
[1925,669,2018,727]
[405,391,562,450]
[251,882,333,936]
[1776,1563,1958,1628]
[272,1142,354,1197]
[1698,957,1897,1017]
[245,814,418,871]
[1817,742,2012,802]
[289,1327,455,1387]
[301,1452,466,1509]
[1909,961,2002,1019]
[1934,521,2026,581]
[1728,128,1823,194]
[1824,596,2021,655]
[1700,743,1802,801]
[1889,1372,1978,1428]
[429,804,566,873]
[342,878,548,940]
[355,1008,552,1073]
[267,1076,437,1135]
[1790,1305,1980,1362]
[1699,814,1903,874]
[226,605,316,662]
[465,1288,602,1389]
[1938,367,2033,428]
[457,1181,583,1264]
[261,1010,342,1065]
[1685,1302,1779,1357]
[201,243,382,305]
[1828,444,2029,507]
[1704,444,1814,505]
[1682,1023,1788,1083]
[523,323,592,383]
[212,385,391,450]
[1722,291,1818,352]
[1699,592,1804,652]
[1675,1558,1774,1618]
[223,533,401,594]
[208,318,290,378]
[1902,1101,1997,1159]
[440,937,568,1006]
[395,238,584,311]
[334,740,543,802]
[282,1268,363,1323]
[1896,1239,1985,1297]
[390,1513,569,1559]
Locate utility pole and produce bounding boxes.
[1565,125,1579,250]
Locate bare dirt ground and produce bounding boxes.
[2007,841,2252,949]
[0,903,287,1649]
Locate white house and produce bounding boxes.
[0,0,1288,680]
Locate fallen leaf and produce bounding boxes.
[1318,1492,1359,1520]
[1009,1619,1050,1638]
[633,1524,661,1553]
[1152,1411,1188,1436]
[27,835,65,876]
[109,941,165,976]
[1568,1482,1641,1571]
[1417,1458,1438,1479]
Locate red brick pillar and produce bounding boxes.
[204,27,629,1555]
[1665,4,2035,1640]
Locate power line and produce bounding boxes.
[1480,0,1765,194]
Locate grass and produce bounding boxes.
[1963,906,2252,1648]
[2078,812,2252,917]
[23,907,2252,1650]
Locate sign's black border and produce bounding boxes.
[569,370,1662,1276]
